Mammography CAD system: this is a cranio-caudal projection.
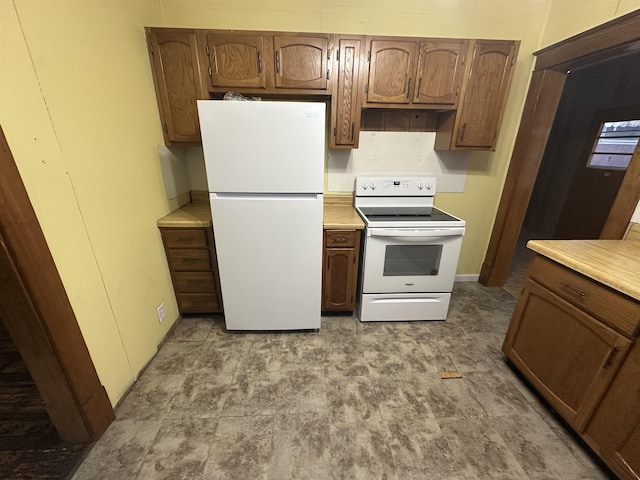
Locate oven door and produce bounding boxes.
[362,227,464,293]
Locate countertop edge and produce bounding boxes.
[527,239,640,301]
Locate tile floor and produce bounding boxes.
[71,282,615,480]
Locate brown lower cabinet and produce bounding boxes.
[159,226,223,314]
[503,254,640,480]
[322,229,361,312]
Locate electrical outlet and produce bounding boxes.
[156,303,166,323]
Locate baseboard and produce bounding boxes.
[455,274,480,282]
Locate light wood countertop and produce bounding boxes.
[528,239,640,301]
[156,192,364,230]
[156,202,212,228]
[323,192,365,230]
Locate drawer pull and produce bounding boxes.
[334,237,348,243]
[603,346,619,368]
[560,282,585,298]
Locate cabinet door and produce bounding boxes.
[584,343,640,480]
[366,40,417,104]
[207,34,269,89]
[503,278,631,431]
[616,421,640,480]
[414,40,468,107]
[323,248,357,311]
[274,35,329,90]
[330,36,363,148]
[455,40,517,148]
[147,29,205,143]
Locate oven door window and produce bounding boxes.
[362,231,462,293]
[383,245,442,276]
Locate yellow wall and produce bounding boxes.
[540,0,640,48]
[1,0,176,405]
[2,0,638,404]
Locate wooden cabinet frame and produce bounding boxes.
[146,26,519,151]
[480,10,640,286]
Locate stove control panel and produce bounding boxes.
[355,176,437,196]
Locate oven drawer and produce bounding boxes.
[326,230,357,248]
[360,293,451,321]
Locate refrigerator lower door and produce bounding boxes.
[211,193,323,330]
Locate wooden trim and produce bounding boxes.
[0,126,114,441]
[482,12,640,287]
[601,143,640,239]
[624,223,640,243]
[534,9,640,71]
[480,70,566,285]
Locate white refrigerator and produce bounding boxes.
[197,100,326,330]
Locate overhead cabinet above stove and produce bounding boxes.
[145,27,519,151]
[363,38,469,108]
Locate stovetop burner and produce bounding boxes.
[358,206,460,223]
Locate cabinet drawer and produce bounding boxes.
[174,272,216,293]
[168,250,212,271]
[177,293,221,313]
[162,229,209,248]
[528,256,640,338]
[325,230,356,248]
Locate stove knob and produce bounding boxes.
[417,182,424,189]
[426,181,432,190]
[370,181,376,190]
[362,181,368,189]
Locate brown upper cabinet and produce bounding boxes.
[200,31,331,95]
[363,38,469,108]
[274,35,330,90]
[414,39,469,107]
[435,40,519,150]
[365,39,418,104]
[330,35,364,149]
[146,28,207,144]
[145,27,519,151]
[204,33,271,90]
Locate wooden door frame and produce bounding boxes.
[0,125,114,442]
[480,9,640,286]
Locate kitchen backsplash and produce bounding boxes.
[176,131,470,195]
[327,132,469,193]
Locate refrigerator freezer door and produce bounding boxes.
[211,193,323,330]
[198,101,325,194]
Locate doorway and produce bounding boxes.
[502,52,640,297]
[480,9,640,290]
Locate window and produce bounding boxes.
[587,120,640,170]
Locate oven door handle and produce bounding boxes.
[367,227,465,238]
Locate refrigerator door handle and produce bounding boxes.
[211,193,323,201]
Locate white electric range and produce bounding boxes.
[354,175,465,322]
